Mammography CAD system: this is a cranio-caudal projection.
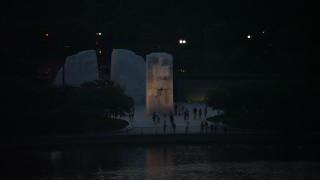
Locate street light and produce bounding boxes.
[179,39,187,44]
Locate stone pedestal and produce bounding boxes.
[146,53,173,115]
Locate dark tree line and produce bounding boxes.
[1,79,133,136]
[205,78,320,132]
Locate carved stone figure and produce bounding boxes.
[146,53,173,114]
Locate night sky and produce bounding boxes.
[1,0,319,78]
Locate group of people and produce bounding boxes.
[174,103,185,115]
[148,103,209,122]
[127,103,227,134]
[192,107,208,120]
[201,121,226,133]
[152,111,164,124]
[128,108,135,122]
[174,103,208,121]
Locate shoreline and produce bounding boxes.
[1,132,319,149]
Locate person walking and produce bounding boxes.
[174,104,178,115]
[157,112,161,124]
[186,108,189,120]
[169,111,174,124]
[205,120,208,132]
[152,112,156,124]
[131,108,135,121]
[199,108,202,120]
[200,121,205,133]
[184,108,188,120]
[172,122,176,133]
[204,106,207,118]
[178,104,182,115]
[193,107,197,120]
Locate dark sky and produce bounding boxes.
[1,0,319,76]
[2,0,316,43]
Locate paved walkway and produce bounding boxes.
[118,102,226,135]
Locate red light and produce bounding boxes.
[95,41,99,45]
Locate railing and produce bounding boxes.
[122,125,256,135]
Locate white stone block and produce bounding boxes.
[110,49,146,104]
[53,50,99,86]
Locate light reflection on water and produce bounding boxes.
[1,144,319,179]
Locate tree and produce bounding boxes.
[205,88,229,116]
[53,80,134,121]
[1,78,134,136]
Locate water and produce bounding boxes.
[1,143,319,179]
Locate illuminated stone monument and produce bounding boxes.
[146,53,173,115]
[110,49,146,104]
[53,50,99,86]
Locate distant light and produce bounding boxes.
[57,45,71,48]
[96,32,102,36]
[262,31,266,34]
[95,41,99,45]
[179,39,186,44]
[247,35,252,39]
[99,50,102,54]
[45,33,49,37]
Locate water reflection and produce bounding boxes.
[48,151,62,176]
[0,144,319,179]
[146,147,173,180]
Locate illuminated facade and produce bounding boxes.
[146,53,173,115]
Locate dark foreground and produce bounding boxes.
[1,140,320,180]
[1,132,319,149]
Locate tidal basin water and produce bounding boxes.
[1,143,319,179]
